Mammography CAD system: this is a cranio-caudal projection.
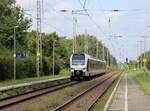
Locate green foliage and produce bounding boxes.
[25,31,36,54]
[137,51,150,70]
[135,71,150,94]
[0,56,13,80]
[16,57,36,78]
[0,0,31,48]
[146,52,150,70]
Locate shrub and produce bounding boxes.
[0,56,13,81]
[16,57,36,79]
[0,56,36,81]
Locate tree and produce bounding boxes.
[0,0,31,48]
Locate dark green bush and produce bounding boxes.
[0,54,63,81]
[43,57,60,75]
[16,57,36,79]
[0,56,13,81]
[43,57,51,75]
[146,60,150,71]
[0,56,36,81]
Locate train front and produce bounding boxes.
[70,53,87,79]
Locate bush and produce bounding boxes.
[43,56,61,75]
[0,54,64,81]
[16,57,36,79]
[0,56,13,81]
[43,57,51,75]
[146,58,150,71]
[0,56,36,81]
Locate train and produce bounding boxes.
[70,53,106,80]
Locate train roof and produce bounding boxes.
[71,53,106,63]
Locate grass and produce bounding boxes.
[23,83,83,111]
[44,96,62,108]
[134,70,150,94]
[0,72,69,87]
[91,76,119,111]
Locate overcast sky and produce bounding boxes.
[16,0,150,62]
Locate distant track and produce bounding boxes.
[0,80,79,109]
[52,71,122,111]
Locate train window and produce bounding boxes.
[72,54,85,65]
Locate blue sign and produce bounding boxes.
[16,53,26,58]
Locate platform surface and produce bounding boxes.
[107,73,150,111]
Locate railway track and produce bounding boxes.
[52,71,122,111]
[0,71,122,110]
[0,80,79,109]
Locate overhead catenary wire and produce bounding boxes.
[96,0,119,54]
[24,11,71,36]
[78,0,107,36]
[83,0,88,8]
[78,0,118,59]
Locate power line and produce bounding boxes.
[83,0,88,8]
[78,0,118,57]
[78,0,108,36]
[24,11,71,36]
[96,0,120,56]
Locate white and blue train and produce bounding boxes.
[70,53,106,80]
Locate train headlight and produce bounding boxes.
[82,68,86,72]
[70,68,74,72]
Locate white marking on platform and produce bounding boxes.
[125,74,128,111]
[103,75,122,111]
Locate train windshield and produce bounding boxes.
[72,54,85,65]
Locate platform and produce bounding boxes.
[0,76,69,92]
[107,73,150,111]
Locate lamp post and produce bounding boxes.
[53,40,56,77]
[72,15,77,53]
[102,43,105,61]
[60,9,88,53]
[13,26,19,80]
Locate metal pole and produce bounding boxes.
[103,45,105,60]
[53,40,55,77]
[13,27,16,80]
[107,49,109,66]
[72,15,77,53]
[96,41,98,58]
[36,0,42,77]
[84,29,86,53]
[72,15,75,53]
[84,29,88,54]
[144,38,146,69]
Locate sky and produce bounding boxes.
[16,0,150,62]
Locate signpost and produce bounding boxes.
[15,53,26,59]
